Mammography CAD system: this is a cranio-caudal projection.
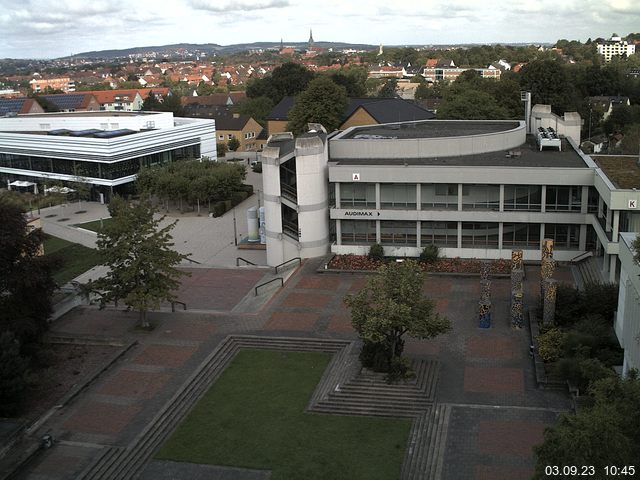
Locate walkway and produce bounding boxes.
[13,260,573,480]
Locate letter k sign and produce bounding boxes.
[629,199,638,209]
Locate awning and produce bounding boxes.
[44,186,76,194]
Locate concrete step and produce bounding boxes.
[311,404,420,418]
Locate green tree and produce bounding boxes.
[0,199,57,348]
[0,332,29,417]
[237,96,274,127]
[286,76,348,134]
[328,66,368,97]
[344,260,451,372]
[533,374,640,477]
[246,62,315,104]
[88,197,189,328]
[216,142,228,158]
[142,91,162,111]
[633,234,640,264]
[228,137,240,152]
[437,89,508,120]
[519,60,575,113]
[377,79,398,98]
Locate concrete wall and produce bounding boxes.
[330,121,526,159]
[530,105,581,144]
[615,233,640,375]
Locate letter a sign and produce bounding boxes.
[352,173,361,181]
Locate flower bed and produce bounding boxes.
[327,254,510,274]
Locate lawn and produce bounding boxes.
[74,217,112,232]
[43,235,102,285]
[157,349,411,480]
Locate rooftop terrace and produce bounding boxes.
[341,120,521,140]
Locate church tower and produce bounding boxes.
[308,29,314,46]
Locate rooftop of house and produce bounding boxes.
[341,120,519,140]
[592,155,640,189]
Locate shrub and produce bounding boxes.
[238,184,254,195]
[537,328,567,362]
[419,244,440,263]
[386,356,415,383]
[252,162,262,173]
[359,338,406,374]
[582,282,618,322]
[0,332,29,417]
[368,243,384,261]
[211,201,227,217]
[554,283,583,326]
[230,191,248,206]
[554,356,614,393]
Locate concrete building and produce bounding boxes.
[29,76,76,93]
[597,36,636,62]
[0,111,216,201]
[615,232,640,375]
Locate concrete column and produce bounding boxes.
[458,184,463,211]
[416,184,421,211]
[602,253,609,275]
[498,222,504,251]
[336,219,342,246]
[499,184,505,212]
[539,223,545,250]
[612,210,620,239]
[581,185,589,214]
[598,196,603,218]
[375,183,381,210]
[579,224,587,251]
[335,183,341,209]
[376,220,381,244]
[609,255,617,283]
[416,221,421,249]
[457,221,462,249]
[605,207,612,232]
[540,185,546,213]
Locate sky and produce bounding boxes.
[0,0,639,59]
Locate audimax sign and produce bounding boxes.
[344,211,381,217]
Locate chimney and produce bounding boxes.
[233,113,240,119]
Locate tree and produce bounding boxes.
[519,60,576,114]
[246,62,315,104]
[633,234,640,264]
[88,197,189,328]
[533,374,640,478]
[216,142,228,158]
[344,261,451,373]
[286,76,348,134]
[236,96,274,127]
[0,332,29,417]
[377,79,398,98]
[228,137,240,152]
[0,199,57,349]
[437,89,508,120]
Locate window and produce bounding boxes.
[380,221,416,246]
[545,224,579,249]
[461,185,500,210]
[503,185,542,211]
[422,184,457,210]
[380,184,417,209]
[546,186,581,212]
[502,223,540,247]
[340,183,376,208]
[219,135,224,140]
[341,220,376,245]
[461,222,499,247]
[227,134,233,140]
[421,221,458,247]
[39,123,51,130]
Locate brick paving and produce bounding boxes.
[17,261,576,480]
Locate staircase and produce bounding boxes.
[573,256,605,289]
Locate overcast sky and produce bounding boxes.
[1,0,639,59]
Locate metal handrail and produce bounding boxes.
[184,256,202,265]
[569,251,593,264]
[274,257,301,274]
[236,257,257,266]
[171,301,187,312]
[254,277,283,296]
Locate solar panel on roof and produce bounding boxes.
[69,129,102,137]
[93,129,136,139]
[42,94,84,110]
[0,98,26,116]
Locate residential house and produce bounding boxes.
[37,93,100,112]
[215,112,263,152]
[29,76,76,93]
[265,97,435,136]
[588,96,631,121]
[0,97,45,116]
[597,35,636,62]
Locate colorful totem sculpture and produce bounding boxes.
[510,249,524,328]
[543,279,558,325]
[479,260,491,328]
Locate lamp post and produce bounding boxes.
[588,108,592,141]
[232,207,238,246]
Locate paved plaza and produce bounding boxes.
[10,255,574,480]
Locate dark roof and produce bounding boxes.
[265,96,295,120]
[342,120,518,140]
[215,113,251,130]
[0,98,30,116]
[332,136,587,169]
[267,138,295,156]
[348,98,435,123]
[39,94,91,110]
[265,96,435,123]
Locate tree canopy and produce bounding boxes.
[438,89,509,120]
[286,76,348,134]
[246,62,315,105]
[88,197,189,328]
[344,260,451,372]
[533,374,640,477]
